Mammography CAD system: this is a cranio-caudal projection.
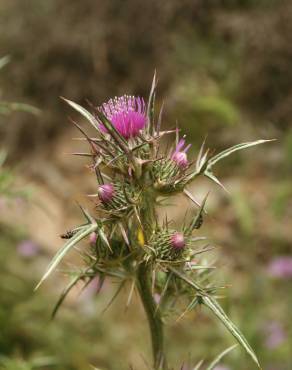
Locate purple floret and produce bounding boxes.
[99,95,147,139]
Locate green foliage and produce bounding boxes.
[0,356,56,370]
[193,96,239,126]
[0,56,40,118]
[0,151,30,200]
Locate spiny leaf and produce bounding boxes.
[204,171,229,193]
[0,55,10,69]
[202,296,261,368]
[192,359,204,370]
[97,226,112,252]
[156,101,164,136]
[206,139,274,170]
[176,296,199,322]
[0,101,40,116]
[170,268,260,368]
[76,203,96,223]
[102,280,126,313]
[196,136,208,173]
[183,188,202,208]
[147,71,157,135]
[168,267,205,294]
[51,272,84,318]
[186,192,209,234]
[205,344,238,370]
[35,223,98,290]
[155,272,172,314]
[62,98,100,131]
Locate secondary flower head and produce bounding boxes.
[97,183,115,203]
[99,95,147,139]
[170,232,185,249]
[263,321,287,349]
[17,240,40,258]
[171,138,191,169]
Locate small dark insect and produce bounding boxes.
[194,214,203,229]
[60,230,78,239]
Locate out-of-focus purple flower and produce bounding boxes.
[170,232,185,250]
[171,138,191,169]
[17,240,39,258]
[267,257,292,279]
[264,321,286,349]
[97,183,115,203]
[99,95,147,139]
[213,366,230,370]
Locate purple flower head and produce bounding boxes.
[17,240,39,258]
[267,257,292,279]
[213,366,230,370]
[171,232,185,250]
[171,138,191,169]
[97,183,115,203]
[99,95,147,139]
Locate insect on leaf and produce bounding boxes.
[35,223,98,290]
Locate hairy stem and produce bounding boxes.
[137,263,167,370]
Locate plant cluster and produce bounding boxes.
[36,75,271,370]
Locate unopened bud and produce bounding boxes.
[170,232,185,249]
[172,151,188,169]
[89,232,97,246]
[97,183,115,203]
[145,230,188,262]
[171,138,190,169]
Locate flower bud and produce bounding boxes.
[170,232,185,249]
[96,181,137,217]
[172,151,188,169]
[171,138,190,169]
[145,229,188,262]
[89,232,97,246]
[97,183,115,203]
[152,137,191,194]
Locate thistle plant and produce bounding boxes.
[36,75,272,370]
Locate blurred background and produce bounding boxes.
[0,1,292,369]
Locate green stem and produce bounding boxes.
[137,263,167,370]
